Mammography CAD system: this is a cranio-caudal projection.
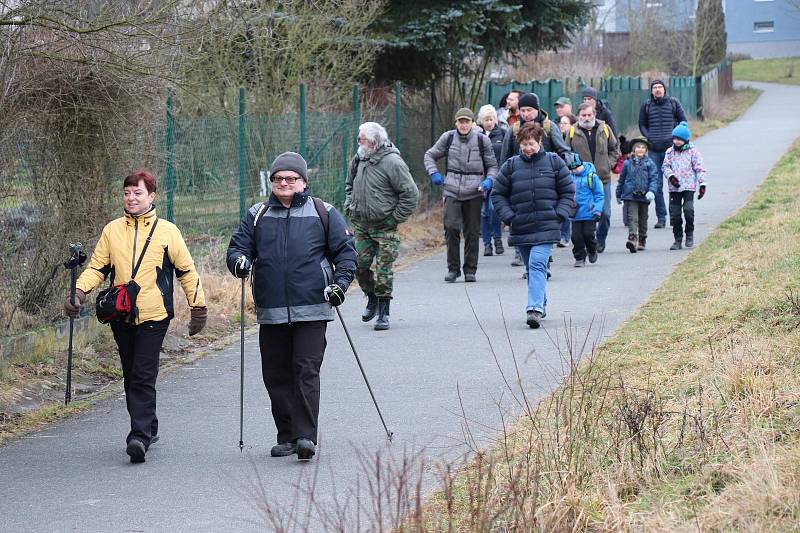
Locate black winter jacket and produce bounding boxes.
[499,111,569,165]
[483,123,508,164]
[491,150,576,247]
[226,191,356,325]
[595,101,618,136]
[638,95,688,152]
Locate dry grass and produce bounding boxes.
[405,139,800,531]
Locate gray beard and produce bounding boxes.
[579,118,596,130]
[357,144,373,158]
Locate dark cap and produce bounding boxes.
[518,93,539,110]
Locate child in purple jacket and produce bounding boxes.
[662,122,707,250]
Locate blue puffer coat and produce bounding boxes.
[616,156,659,203]
[491,150,576,247]
[226,191,356,325]
[571,162,604,221]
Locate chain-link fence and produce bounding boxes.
[1,61,734,348]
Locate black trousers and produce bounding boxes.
[111,319,169,448]
[259,321,327,445]
[443,196,482,275]
[669,191,695,239]
[571,220,597,260]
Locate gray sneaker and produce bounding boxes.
[296,438,316,461]
[574,259,586,267]
[526,310,544,329]
[270,442,297,457]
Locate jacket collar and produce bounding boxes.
[124,205,157,225]
[520,150,546,163]
[267,190,309,209]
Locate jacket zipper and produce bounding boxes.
[283,206,292,324]
[131,217,139,276]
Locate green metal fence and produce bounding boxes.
[484,59,733,135]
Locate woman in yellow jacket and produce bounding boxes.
[64,170,207,464]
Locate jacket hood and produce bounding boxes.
[362,143,401,164]
[575,161,597,176]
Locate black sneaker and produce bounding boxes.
[685,235,694,248]
[654,220,666,229]
[494,239,504,255]
[573,259,585,267]
[597,243,606,254]
[296,438,315,461]
[126,439,146,464]
[444,271,460,283]
[526,310,544,329]
[483,245,493,256]
[670,240,682,250]
[588,251,598,264]
[150,435,160,445]
[270,442,297,457]
[464,273,476,282]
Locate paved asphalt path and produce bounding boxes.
[2,82,798,532]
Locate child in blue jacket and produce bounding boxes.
[566,153,604,267]
[616,137,659,252]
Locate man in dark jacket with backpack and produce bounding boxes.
[424,107,498,283]
[639,79,688,228]
[226,151,357,462]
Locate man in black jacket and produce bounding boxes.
[226,151,357,462]
[638,79,688,228]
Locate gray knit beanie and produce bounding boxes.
[270,151,308,181]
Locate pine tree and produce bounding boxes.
[695,0,727,74]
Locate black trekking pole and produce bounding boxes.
[334,307,393,442]
[239,277,245,452]
[63,243,86,405]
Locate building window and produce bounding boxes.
[753,21,775,32]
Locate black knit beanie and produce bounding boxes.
[518,93,539,111]
[270,151,308,181]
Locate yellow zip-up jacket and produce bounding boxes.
[76,208,206,324]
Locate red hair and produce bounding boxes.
[123,170,157,193]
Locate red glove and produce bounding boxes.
[668,175,680,188]
[697,184,706,200]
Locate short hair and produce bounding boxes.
[123,170,156,193]
[476,104,497,125]
[358,122,391,149]
[516,122,543,144]
[577,102,595,114]
[560,113,577,125]
[498,92,509,109]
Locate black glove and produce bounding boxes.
[63,288,85,319]
[592,212,601,222]
[323,283,346,307]
[697,184,706,200]
[189,307,207,336]
[233,255,251,278]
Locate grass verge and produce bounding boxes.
[405,139,800,531]
[734,57,800,85]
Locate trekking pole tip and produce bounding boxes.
[239,441,244,452]
[387,431,394,443]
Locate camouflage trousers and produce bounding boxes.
[353,222,400,299]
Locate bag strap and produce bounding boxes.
[311,196,334,267]
[131,218,158,280]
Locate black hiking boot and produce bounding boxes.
[271,442,297,457]
[670,240,683,250]
[361,292,378,322]
[494,239,504,255]
[374,298,391,331]
[654,219,666,229]
[685,234,694,248]
[637,237,646,251]
[588,250,598,263]
[574,259,586,267]
[296,439,316,461]
[526,310,544,329]
[483,244,493,256]
[626,234,638,254]
[464,273,476,282]
[126,439,146,464]
[444,271,460,283]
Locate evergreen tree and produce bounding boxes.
[695,0,727,73]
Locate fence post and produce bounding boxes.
[695,75,704,120]
[430,79,436,147]
[238,87,247,220]
[164,91,175,223]
[395,81,402,153]
[299,83,307,158]
[352,83,360,151]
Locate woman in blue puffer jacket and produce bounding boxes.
[491,122,576,329]
[615,137,659,253]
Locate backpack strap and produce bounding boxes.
[569,125,575,141]
[311,196,334,266]
[543,118,551,137]
[602,123,609,140]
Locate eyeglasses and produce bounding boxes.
[270,175,302,184]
